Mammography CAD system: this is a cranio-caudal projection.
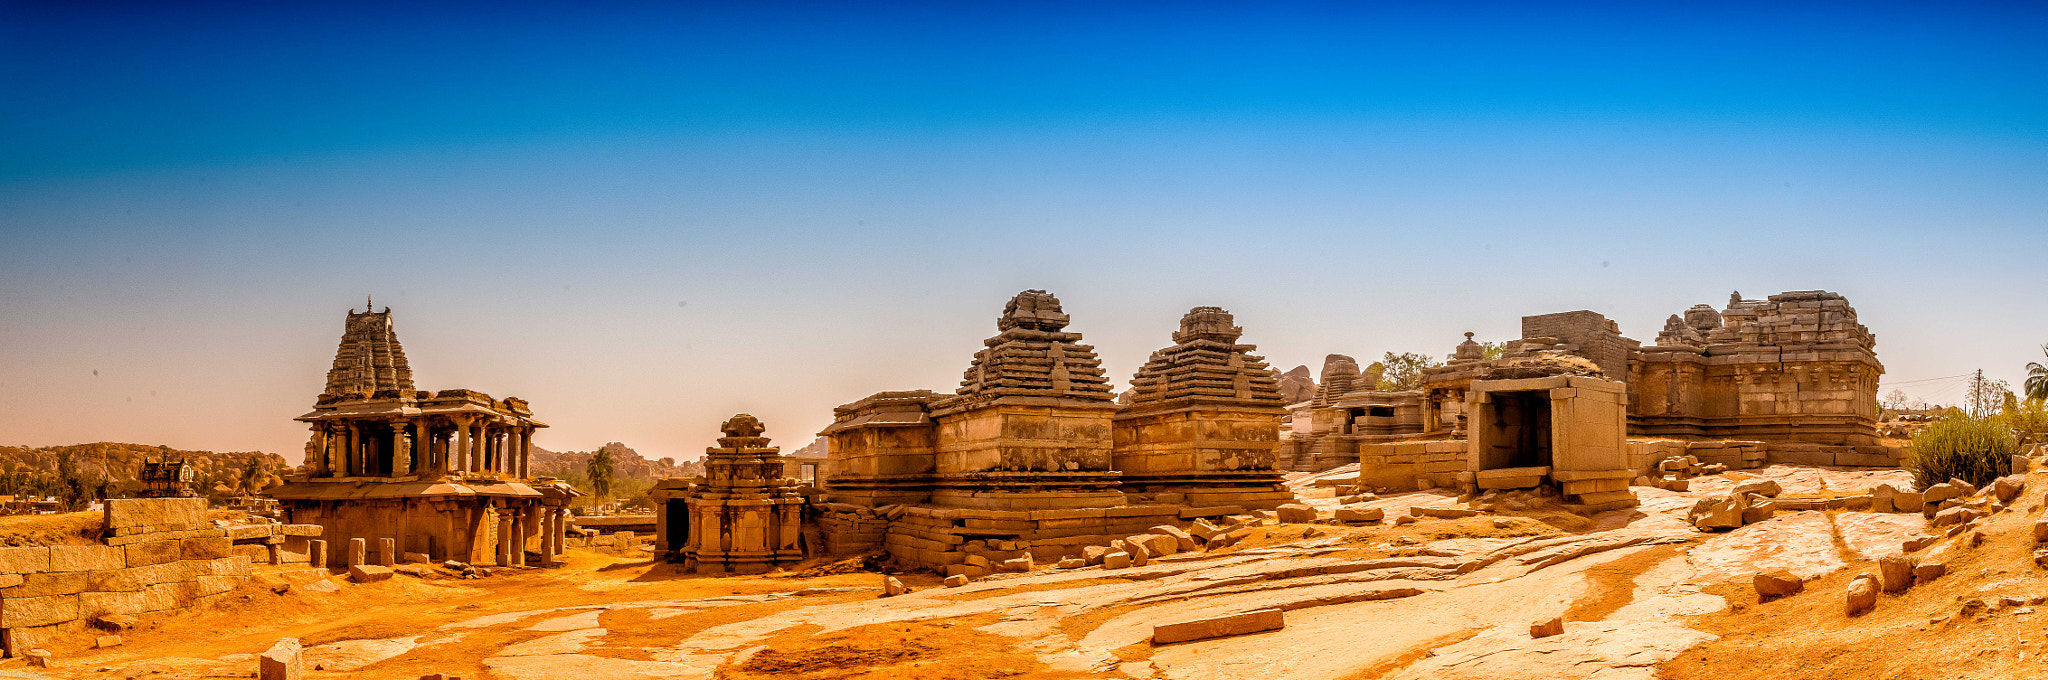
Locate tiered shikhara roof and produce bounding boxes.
[951,290,1114,401]
[324,300,416,397]
[1125,306,1283,407]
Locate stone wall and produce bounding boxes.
[1521,311,1637,381]
[1624,439,1905,476]
[0,498,322,657]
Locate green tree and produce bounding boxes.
[1376,352,1443,392]
[2027,344,2048,402]
[239,455,267,495]
[1477,341,1509,361]
[586,447,615,501]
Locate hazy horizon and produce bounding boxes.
[4,3,2045,463]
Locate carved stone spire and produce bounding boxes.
[1126,307,1282,406]
[953,290,1113,400]
[323,306,416,397]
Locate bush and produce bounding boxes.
[1906,415,2021,489]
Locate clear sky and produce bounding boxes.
[3,2,2045,463]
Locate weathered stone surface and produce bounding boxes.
[1891,490,1924,513]
[1152,608,1284,644]
[998,556,1033,573]
[2,593,81,628]
[48,545,125,572]
[1102,551,1133,569]
[0,546,52,574]
[1413,507,1480,519]
[1081,545,1111,565]
[95,634,122,648]
[1275,504,1317,523]
[1754,571,1803,600]
[1846,575,1878,617]
[1055,558,1085,569]
[882,576,907,596]
[1335,507,1385,523]
[348,565,394,583]
[1914,561,1946,583]
[1732,480,1782,498]
[1993,475,2026,503]
[1147,525,1199,552]
[182,537,233,561]
[1931,506,1983,528]
[1922,483,1962,505]
[1688,496,1745,530]
[1529,617,1563,638]
[943,574,969,587]
[104,497,208,531]
[1877,556,1914,593]
[124,540,181,568]
[260,637,304,680]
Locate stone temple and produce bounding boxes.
[269,303,578,569]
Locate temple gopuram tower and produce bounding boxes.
[1112,307,1292,508]
[927,290,1125,509]
[270,302,578,569]
[677,414,806,574]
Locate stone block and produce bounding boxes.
[1152,608,1284,644]
[0,546,51,574]
[260,637,304,680]
[195,574,239,597]
[1147,526,1199,552]
[1914,560,1946,583]
[943,574,970,587]
[1891,491,1924,514]
[1846,575,1877,617]
[280,524,323,537]
[402,552,431,564]
[307,540,327,567]
[1877,556,1914,594]
[48,545,125,572]
[95,634,122,648]
[1529,617,1563,638]
[2,594,80,628]
[1102,551,1133,569]
[228,525,276,541]
[3,572,88,598]
[1731,480,1782,498]
[1274,504,1317,523]
[78,590,147,618]
[1754,571,1803,600]
[349,538,367,567]
[1334,507,1384,523]
[125,540,181,568]
[103,497,207,531]
[379,538,397,567]
[349,565,394,583]
[1412,507,1480,519]
[181,537,233,561]
[140,581,196,612]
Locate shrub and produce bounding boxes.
[1906,415,2021,489]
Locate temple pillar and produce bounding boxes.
[391,425,410,477]
[518,428,532,478]
[471,423,486,473]
[513,507,528,566]
[454,419,472,473]
[345,422,361,477]
[552,509,566,560]
[496,508,514,566]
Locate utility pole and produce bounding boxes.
[1970,369,1986,417]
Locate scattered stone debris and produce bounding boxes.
[1846,574,1879,617]
[1529,617,1564,638]
[260,637,303,680]
[1754,571,1804,601]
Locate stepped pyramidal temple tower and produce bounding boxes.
[1112,306,1293,508]
[269,302,577,569]
[927,290,1125,509]
[323,300,416,396]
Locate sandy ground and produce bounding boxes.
[7,463,2041,680]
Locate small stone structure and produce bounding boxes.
[654,414,806,574]
[268,303,577,568]
[1112,306,1292,508]
[1466,376,1637,511]
[0,497,322,657]
[1632,290,1884,446]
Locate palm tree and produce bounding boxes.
[2029,343,2048,402]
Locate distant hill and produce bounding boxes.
[530,442,701,481]
[0,442,290,498]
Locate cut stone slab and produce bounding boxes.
[348,565,394,583]
[1152,608,1285,645]
[259,637,303,680]
[1528,617,1563,638]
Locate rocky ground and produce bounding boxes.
[7,462,2048,680]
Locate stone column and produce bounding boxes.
[391,425,411,477]
[308,425,329,477]
[471,423,486,473]
[513,507,529,566]
[496,509,513,566]
[454,419,472,474]
[412,422,431,474]
[343,423,361,477]
[518,428,532,478]
[545,508,561,561]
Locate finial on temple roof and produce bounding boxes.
[367,294,373,312]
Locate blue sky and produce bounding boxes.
[2,2,2045,460]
